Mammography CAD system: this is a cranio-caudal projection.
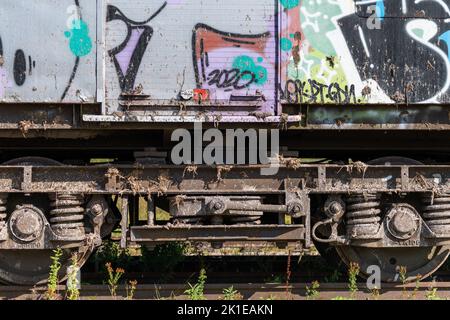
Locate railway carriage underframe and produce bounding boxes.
[0,162,449,284]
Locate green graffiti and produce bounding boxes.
[65,19,92,57]
[280,0,300,10]
[232,55,268,86]
[300,1,342,55]
[281,38,293,51]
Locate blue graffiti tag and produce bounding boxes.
[376,0,385,21]
[439,30,450,61]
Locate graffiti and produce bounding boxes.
[104,1,276,112]
[65,19,92,57]
[207,69,255,90]
[205,55,268,91]
[61,0,93,101]
[0,0,96,102]
[6,0,450,111]
[192,23,273,103]
[280,79,357,104]
[13,50,27,86]
[340,0,450,103]
[280,0,450,104]
[107,2,167,93]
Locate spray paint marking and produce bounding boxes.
[65,19,92,57]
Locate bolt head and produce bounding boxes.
[91,204,103,215]
[214,202,224,210]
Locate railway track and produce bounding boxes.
[3,282,450,300]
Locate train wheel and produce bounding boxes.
[335,156,450,282]
[0,247,93,285]
[0,157,96,285]
[335,246,450,282]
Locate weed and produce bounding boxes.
[426,279,442,300]
[222,286,243,300]
[285,250,292,299]
[348,262,360,300]
[185,268,207,300]
[324,269,342,283]
[94,241,133,272]
[139,243,187,274]
[264,274,284,284]
[398,265,408,299]
[66,254,80,300]
[106,262,125,298]
[305,281,320,300]
[370,287,380,300]
[409,274,422,300]
[126,280,138,300]
[332,296,350,300]
[46,248,63,300]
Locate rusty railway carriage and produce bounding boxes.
[0,0,450,285]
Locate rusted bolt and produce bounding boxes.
[208,198,226,214]
[324,196,346,219]
[287,202,304,218]
[214,202,224,210]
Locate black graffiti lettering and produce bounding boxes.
[193,23,271,92]
[13,50,27,86]
[308,79,327,103]
[61,0,81,101]
[107,2,167,94]
[341,0,450,102]
[280,79,357,104]
[207,68,256,90]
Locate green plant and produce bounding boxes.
[139,243,187,274]
[126,280,138,300]
[371,287,380,300]
[332,296,350,300]
[324,269,342,283]
[348,262,360,300]
[262,294,278,300]
[285,251,292,299]
[66,254,80,300]
[222,286,243,300]
[264,274,284,284]
[409,274,422,300]
[46,248,63,300]
[305,281,320,300]
[106,262,125,298]
[185,268,207,300]
[426,280,442,300]
[94,241,133,272]
[398,265,408,299]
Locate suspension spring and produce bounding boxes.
[0,194,7,227]
[423,194,450,236]
[346,193,381,238]
[49,194,85,238]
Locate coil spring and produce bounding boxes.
[49,194,85,232]
[346,194,381,238]
[423,194,450,235]
[0,194,7,227]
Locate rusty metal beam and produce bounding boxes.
[0,164,446,195]
[130,225,305,243]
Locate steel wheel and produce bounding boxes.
[0,247,93,285]
[0,157,94,285]
[335,156,450,282]
[335,246,450,282]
